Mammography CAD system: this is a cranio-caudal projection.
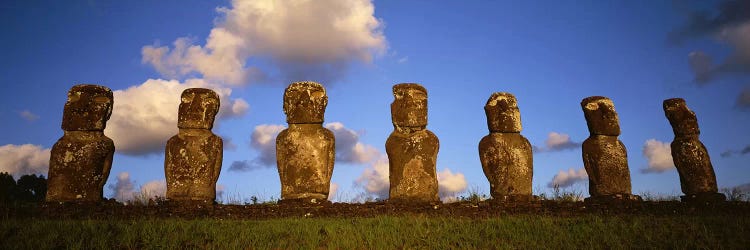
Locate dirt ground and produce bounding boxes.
[3,199,749,220]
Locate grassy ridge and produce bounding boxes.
[2,215,748,249]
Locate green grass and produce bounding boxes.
[2,215,748,249]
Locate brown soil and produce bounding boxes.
[3,200,750,220]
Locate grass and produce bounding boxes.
[2,215,748,249]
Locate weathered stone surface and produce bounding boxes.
[47,84,115,202]
[581,96,621,136]
[663,98,723,202]
[484,92,522,133]
[387,83,439,203]
[165,88,223,203]
[61,84,114,131]
[277,124,335,201]
[283,81,328,124]
[479,93,533,200]
[580,96,636,200]
[582,135,632,196]
[177,88,220,130]
[391,83,428,128]
[277,82,335,202]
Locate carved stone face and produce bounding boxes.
[663,98,700,136]
[61,84,113,131]
[177,88,220,129]
[581,96,621,136]
[283,81,327,124]
[391,83,428,128]
[485,92,522,133]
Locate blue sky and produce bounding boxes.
[1,0,749,202]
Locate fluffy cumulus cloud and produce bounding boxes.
[354,156,389,199]
[18,110,39,122]
[437,168,468,202]
[325,122,379,164]
[105,78,248,155]
[216,184,225,201]
[0,144,50,177]
[140,180,167,198]
[328,182,339,201]
[641,139,675,173]
[548,168,588,188]
[535,132,580,153]
[108,172,168,202]
[229,124,286,171]
[142,0,386,85]
[109,172,136,202]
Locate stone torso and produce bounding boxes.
[478,133,533,197]
[670,137,717,194]
[47,131,114,201]
[386,129,439,203]
[165,131,223,201]
[276,124,335,200]
[582,135,631,196]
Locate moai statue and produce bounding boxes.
[386,83,440,203]
[165,88,223,203]
[276,81,335,203]
[47,84,115,202]
[580,96,640,202]
[478,92,533,202]
[663,98,725,203]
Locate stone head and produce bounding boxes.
[484,92,522,133]
[581,96,621,136]
[663,98,700,136]
[391,83,428,128]
[283,81,328,124]
[62,84,113,131]
[178,88,220,129]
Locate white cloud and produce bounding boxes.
[354,156,389,199]
[18,110,39,122]
[140,180,167,198]
[216,184,225,201]
[548,168,588,188]
[108,172,136,202]
[142,0,387,85]
[106,78,248,155]
[437,168,467,202]
[108,172,170,202]
[535,132,580,153]
[328,182,339,201]
[397,56,409,64]
[234,124,287,170]
[0,144,50,177]
[641,139,674,173]
[325,122,379,164]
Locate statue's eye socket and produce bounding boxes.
[585,102,598,111]
[94,96,110,104]
[68,92,80,103]
[182,93,195,103]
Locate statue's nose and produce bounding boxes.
[189,97,203,110]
